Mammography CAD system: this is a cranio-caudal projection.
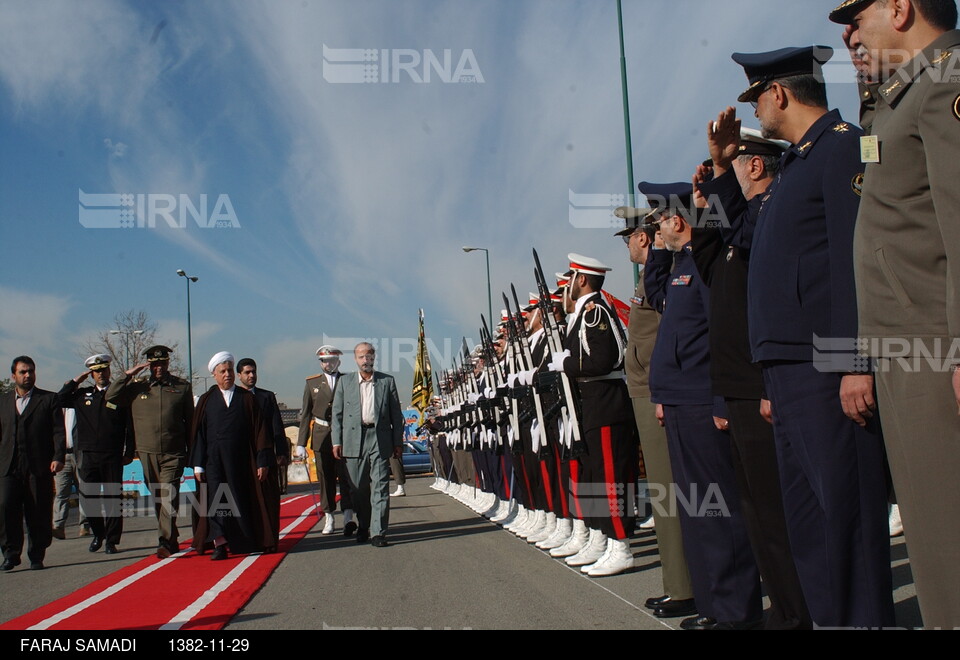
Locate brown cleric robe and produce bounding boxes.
[189,386,278,554]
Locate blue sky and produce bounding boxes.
[0,0,861,406]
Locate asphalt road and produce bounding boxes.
[0,476,923,630]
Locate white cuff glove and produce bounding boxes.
[484,387,495,399]
[548,350,571,373]
[507,373,519,388]
[294,445,307,460]
[467,393,481,404]
[193,466,204,474]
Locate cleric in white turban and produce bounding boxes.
[189,351,276,560]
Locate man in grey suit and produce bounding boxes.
[332,343,404,547]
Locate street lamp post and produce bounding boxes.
[462,247,492,335]
[176,269,199,386]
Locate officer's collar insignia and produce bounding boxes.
[852,173,864,197]
[797,141,813,153]
[954,94,960,122]
[932,50,953,65]
[882,79,902,96]
[833,123,850,133]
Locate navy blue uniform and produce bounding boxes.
[747,110,894,628]
[647,243,762,625]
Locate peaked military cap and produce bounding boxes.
[614,206,656,237]
[731,45,834,103]
[143,345,172,362]
[568,254,612,277]
[85,354,113,371]
[829,0,874,24]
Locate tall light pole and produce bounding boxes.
[462,247,492,334]
[176,269,198,386]
[617,0,640,286]
[109,329,144,370]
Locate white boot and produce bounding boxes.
[322,511,336,535]
[482,496,501,518]
[538,518,572,550]
[391,484,406,497]
[587,538,635,577]
[492,500,518,525]
[527,512,557,544]
[639,515,656,530]
[565,528,608,567]
[551,519,589,558]
[889,504,904,537]
[518,510,545,539]
[504,506,529,532]
[582,537,614,573]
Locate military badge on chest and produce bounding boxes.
[671,275,693,287]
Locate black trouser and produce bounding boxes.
[77,450,125,544]
[0,471,54,563]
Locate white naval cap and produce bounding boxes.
[316,345,343,360]
[207,351,234,374]
[85,354,113,371]
[568,253,612,277]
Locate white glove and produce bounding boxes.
[507,373,519,388]
[548,350,571,373]
[484,387,495,399]
[506,424,516,448]
[468,393,481,404]
[522,369,538,386]
[193,466,204,475]
[294,445,307,460]
[530,419,542,452]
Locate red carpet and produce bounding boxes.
[1,496,320,631]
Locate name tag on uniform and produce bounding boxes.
[631,296,645,307]
[860,135,880,163]
[165,388,180,394]
[105,402,117,410]
[671,275,692,287]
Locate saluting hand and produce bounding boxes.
[126,362,149,378]
[840,374,877,428]
[842,24,873,83]
[73,370,92,384]
[692,164,713,210]
[707,107,741,175]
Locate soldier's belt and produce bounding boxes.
[313,417,330,427]
[577,371,625,384]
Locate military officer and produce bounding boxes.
[642,181,762,630]
[296,346,354,536]
[731,45,894,627]
[106,345,194,558]
[614,207,696,618]
[57,354,134,554]
[831,0,960,628]
[549,254,637,577]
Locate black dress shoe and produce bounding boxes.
[51,527,66,540]
[680,616,719,631]
[343,521,358,538]
[30,561,45,571]
[356,528,369,544]
[713,619,763,631]
[0,559,19,572]
[89,537,104,553]
[645,594,670,610]
[654,599,698,619]
[371,535,389,548]
[211,546,228,561]
[104,543,119,555]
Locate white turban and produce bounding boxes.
[208,351,234,374]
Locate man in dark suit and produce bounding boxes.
[1,356,66,571]
[57,354,134,555]
[331,343,404,548]
[296,346,354,536]
[236,357,284,547]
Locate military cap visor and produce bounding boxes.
[829,0,875,24]
[732,46,835,103]
[85,354,113,371]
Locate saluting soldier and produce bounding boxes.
[831,0,960,628]
[731,45,894,627]
[549,254,637,577]
[296,346,354,536]
[57,354,134,555]
[106,345,193,559]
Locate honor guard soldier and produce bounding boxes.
[831,0,960,628]
[615,207,696,619]
[296,346,354,536]
[695,126,811,629]
[107,345,194,559]
[731,45,894,627]
[549,254,637,577]
[57,354,134,555]
[641,181,762,630]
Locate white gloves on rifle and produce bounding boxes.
[548,350,571,373]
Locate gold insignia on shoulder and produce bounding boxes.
[140,394,148,400]
[953,94,960,122]
[798,141,813,153]
[883,80,902,96]
[933,50,953,65]
[833,123,850,133]
[852,173,864,197]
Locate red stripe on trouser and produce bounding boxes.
[539,460,554,512]
[554,451,570,518]
[570,460,583,520]
[519,455,535,508]
[500,456,511,499]
[601,426,626,540]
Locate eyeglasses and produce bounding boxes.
[749,82,773,110]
